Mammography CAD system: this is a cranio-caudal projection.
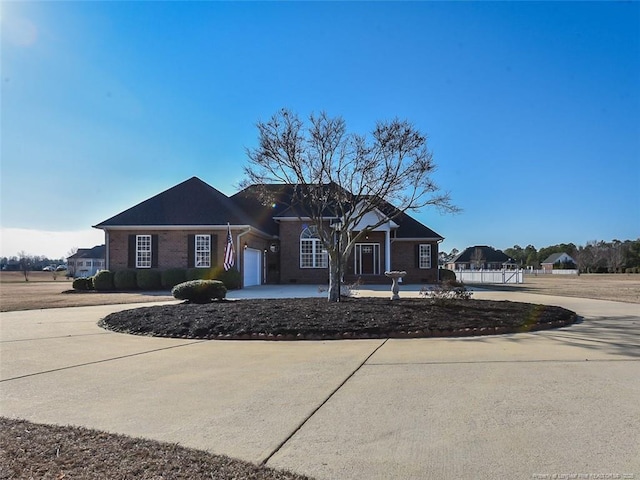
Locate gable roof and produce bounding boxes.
[542,252,575,264]
[94,177,443,241]
[68,245,105,259]
[230,184,295,236]
[451,245,512,264]
[94,177,255,228]
[236,183,443,240]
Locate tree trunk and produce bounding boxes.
[328,257,341,302]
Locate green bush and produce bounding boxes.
[438,269,456,283]
[93,270,115,291]
[171,280,227,303]
[72,277,91,291]
[86,276,94,290]
[211,266,242,290]
[161,268,187,289]
[113,270,138,290]
[137,269,162,290]
[186,267,213,281]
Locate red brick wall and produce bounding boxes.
[390,240,439,283]
[107,228,259,271]
[279,221,329,284]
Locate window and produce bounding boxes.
[419,244,432,269]
[300,226,328,268]
[195,234,211,268]
[136,235,152,268]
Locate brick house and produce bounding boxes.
[446,245,516,270]
[93,177,444,287]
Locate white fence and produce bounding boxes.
[529,269,579,275]
[454,269,524,284]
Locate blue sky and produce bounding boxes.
[1,1,639,259]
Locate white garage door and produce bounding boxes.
[243,248,262,287]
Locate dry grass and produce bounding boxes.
[490,273,640,304]
[1,272,639,313]
[0,272,174,312]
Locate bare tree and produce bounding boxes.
[471,247,485,270]
[17,251,31,282]
[244,108,458,302]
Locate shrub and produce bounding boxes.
[438,269,456,283]
[420,281,472,305]
[186,267,213,281]
[93,270,115,291]
[172,280,227,303]
[113,270,138,290]
[161,268,187,289]
[137,269,162,290]
[86,276,94,290]
[72,277,91,291]
[211,266,242,290]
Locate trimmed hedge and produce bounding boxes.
[114,270,138,290]
[137,269,162,290]
[93,270,115,291]
[172,280,227,304]
[72,277,92,291]
[186,267,212,281]
[211,266,241,290]
[439,269,456,283]
[161,268,187,289]
[185,267,241,289]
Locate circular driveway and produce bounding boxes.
[1,290,638,479]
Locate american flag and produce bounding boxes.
[223,224,235,271]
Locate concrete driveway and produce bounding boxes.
[1,289,638,479]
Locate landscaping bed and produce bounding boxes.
[99,297,578,340]
[0,417,312,480]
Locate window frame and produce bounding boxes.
[418,244,432,269]
[195,234,211,268]
[136,235,152,269]
[300,226,328,269]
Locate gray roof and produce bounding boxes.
[94,177,443,240]
[542,252,575,264]
[94,177,255,228]
[451,245,512,264]
[68,245,105,260]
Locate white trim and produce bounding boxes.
[236,227,252,275]
[194,234,211,268]
[354,242,381,275]
[94,224,273,239]
[136,234,152,269]
[385,230,391,272]
[391,237,443,242]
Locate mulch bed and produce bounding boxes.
[99,297,578,340]
[0,417,313,480]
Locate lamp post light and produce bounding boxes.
[331,219,343,301]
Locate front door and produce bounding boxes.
[355,243,380,275]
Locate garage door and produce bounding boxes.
[243,248,262,287]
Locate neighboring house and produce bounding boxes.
[93,177,444,287]
[446,245,516,270]
[541,252,577,271]
[67,245,106,277]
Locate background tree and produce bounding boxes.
[17,251,32,281]
[244,108,458,302]
[471,247,485,270]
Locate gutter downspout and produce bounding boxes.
[104,230,110,270]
